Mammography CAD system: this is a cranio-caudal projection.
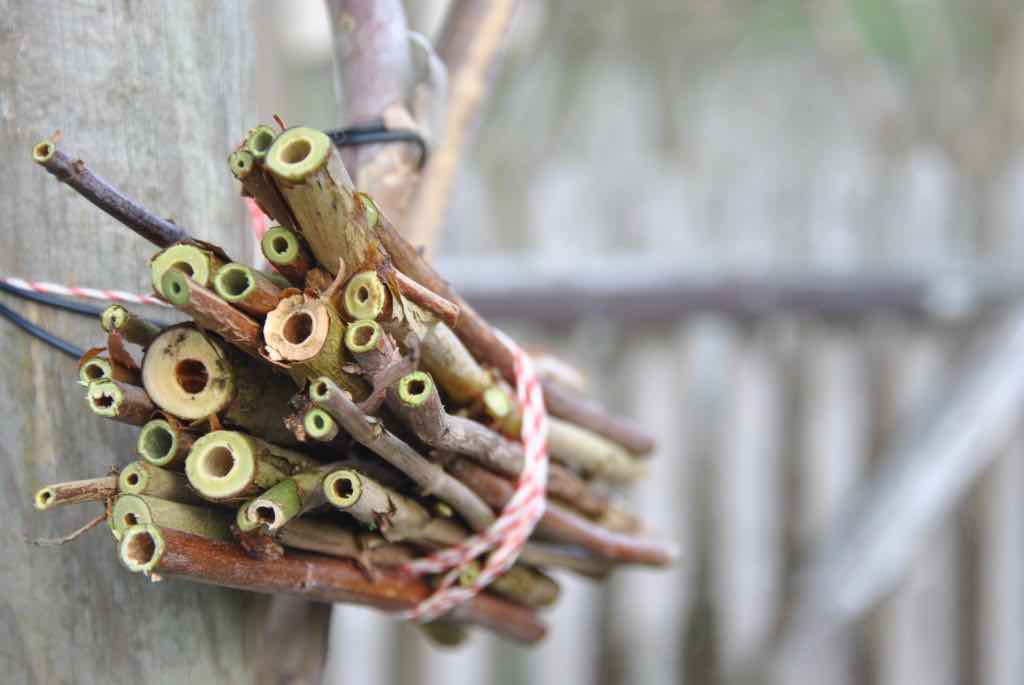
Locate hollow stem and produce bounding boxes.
[303,408,340,442]
[119,461,201,503]
[150,244,226,297]
[238,464,338,533]
[110,494,231,541]
[261,226,313,286]
[141,325,298,445]
[78,356,139,386]
[100,304,161,347]
[212,263,285,317]
[323,468,432,542]
[263,293,367,400]
[34,475,117,511]
[86,379,155,425]
[118,525,547,643]
[185,430,318,502]
[160,270,263,358]
[137,419,195,469]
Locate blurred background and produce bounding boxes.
[6,0,1024,683]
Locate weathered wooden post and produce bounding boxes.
[0,2,272,682]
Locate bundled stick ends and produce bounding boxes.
[32,125,673,644]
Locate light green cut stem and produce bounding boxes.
[342,271,388,321]
[322,468,432,542]
[261,225,312,286]
[303,407,340,442]
[34,476,117,511]
[86,379,155,425]
[245,125,277,159]
[100,304,161,347]
[119,460,201,503]
[137,419,194,469]
[213,262,284,316]
[185,430,318,502]
[237,465,335,533]
[109,494,231,541]
[150,244,226,297]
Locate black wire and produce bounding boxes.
[0,281,108,318]
[0,300,83,359]
[326,120,429,170]
[0,281,169,328]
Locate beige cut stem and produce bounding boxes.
[34,476,117,511]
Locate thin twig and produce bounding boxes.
[32,141,191,247]
[26,512,107,547]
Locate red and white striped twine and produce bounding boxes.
[398,331,549,622]
[1,277,168,307]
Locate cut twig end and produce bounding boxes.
[185,431,255,501]
[323,469,361,508]
[228,150,255,180]
[137,419,177,466]
[86,380,122,417]
[343,271,387,320]
[32,139,56,164]
[119,523,165,574]
[262,226,302,266]
[213,264,256,303]
[245,125,277,160]
[303,407,340,442]
[397,371,433,407]
[33,487,56,511]
[344,319,382,354]
[265,127,331,183]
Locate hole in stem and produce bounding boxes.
[272,236,290,255]
[313,381,328,399]
[125,530,156,566]
[39,490,53,504]
[313,414,325,429]
[254,505,277,526]
[219,268,251,297]
[352,323,374,348]
[333,476,354,499]
[124,513,139,527]
[407,379,426,397]
[283,312,314,345]
[94,393,115,409]
[82,362,106,381]
[357,286,369,302]
[281,138,312,164]
[126,473,140,486]
[175,359,208,394]
[34,142,54,160]
[202,446,235,479]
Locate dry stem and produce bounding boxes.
[34,476,117,510]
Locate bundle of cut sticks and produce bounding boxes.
[30,125,675,644]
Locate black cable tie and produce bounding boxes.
[326,120,429,170]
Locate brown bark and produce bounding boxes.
[447,458,675,567]
[32,142,192,247]
[135,527,546,643]
[161,270,264,358]
[34,476,118,510]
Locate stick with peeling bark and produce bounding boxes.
[263,293,368,400]
[34,476,117,511]
[119,461,201,503]
[118,524,546,643]
[32,140,191,247]
[309,377,496,532]
[87,379,156,425]
[161,270,264,358]
[213,263,285,317]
